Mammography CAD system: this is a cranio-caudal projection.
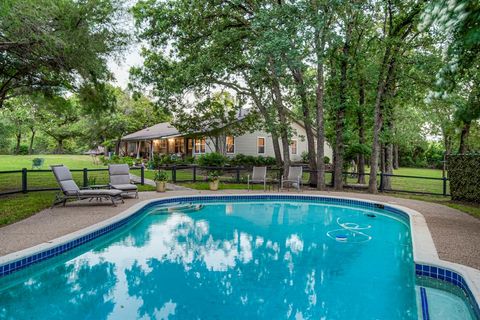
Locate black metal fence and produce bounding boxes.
[154,165,450,196]
[0,167,145,196]
[0,165,449,197]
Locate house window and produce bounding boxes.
[194,138,206,154]
[159,139,168,154]
[290,139,298,155]
[226,136,235,154]
[257,137,265,154]
[174,138,184,153]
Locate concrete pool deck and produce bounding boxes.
[0,190,479,270]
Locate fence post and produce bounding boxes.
[172,165,177,183]
[193,166,197,182]
[140,166,145,185]
[443,177,447,196]
[379,172,384,192]
[21,168,27,193]
[236,167,240,183]
[83,168,88,188]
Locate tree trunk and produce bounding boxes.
[314,15,327,190]
[291,67,317,185]
[250,86,283,167]
[368,47,396,193]
[29,128,36,154]
[247,79,283,166]
[269,62,291,176]
[15,132,22,155]
[115,137,122,155]
[393,144,399,169]
[459,122,471,154]
[357,78,366,184]
[56,140,64,154]
[333,23,352,190]
[384,143,393,190]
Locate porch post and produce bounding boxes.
[184,137,188,157]
[136,141,140,159]
[150,140,154,160]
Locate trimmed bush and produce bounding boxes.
[196,152,228,167]
[229,153,276,166]
[447,154,480,203]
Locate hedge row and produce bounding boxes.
[447,154,480,203]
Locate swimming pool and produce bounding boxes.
[0,195,478,319]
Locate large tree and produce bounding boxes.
[0,0,129,108]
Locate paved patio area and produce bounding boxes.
[1,190,479,270]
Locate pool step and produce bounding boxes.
[416,285,476,320]
[150,203,204,215]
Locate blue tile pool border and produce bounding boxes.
[0,194,478,317]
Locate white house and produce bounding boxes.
[120,121,333,162]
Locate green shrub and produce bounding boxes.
[16,145,29,155]
[324,156,330,164]
[196,152,228,167]
[154,170,169,181]
[99,155,135,166]
[447,154,480,203]
[301,151,309,163]
[229,154,277,166]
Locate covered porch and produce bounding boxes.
[121,136,195,159]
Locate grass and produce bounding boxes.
[388,193,480,219]
[0,191,56,226]
[0,154,105,171]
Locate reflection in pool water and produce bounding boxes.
[0,201,416,319]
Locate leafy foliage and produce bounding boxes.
[0,0,129,108]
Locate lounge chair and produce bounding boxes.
[51,165,123,207]
[108,164,138,198]
[247,166,267,191]
[281,166,303,191]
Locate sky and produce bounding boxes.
[107,0,143,90]
[107,44,143,89]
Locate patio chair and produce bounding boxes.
[247,166,267,191]
[281,166,303,191]
[51,165,123,208]
[108,164,138,198]
[32,158,44,169]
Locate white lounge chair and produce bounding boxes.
[281,166,303,191]
[51,165,123,207]
[247,166,267,191]
[108,164,138,198]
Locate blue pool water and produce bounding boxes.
[0,200,418,319]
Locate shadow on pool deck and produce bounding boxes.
[0,189,479,270]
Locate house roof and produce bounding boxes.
[121,108,312,142]
[122,122,181,141]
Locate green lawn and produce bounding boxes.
[0,154,105,170]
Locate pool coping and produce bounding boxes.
[0,193,479,314]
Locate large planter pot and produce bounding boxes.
[155,181,166,192]
[209,180,219,191]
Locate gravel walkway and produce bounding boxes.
[0,190,479,270]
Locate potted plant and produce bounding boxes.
[154,170,169,192]
[208,171,220,191]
